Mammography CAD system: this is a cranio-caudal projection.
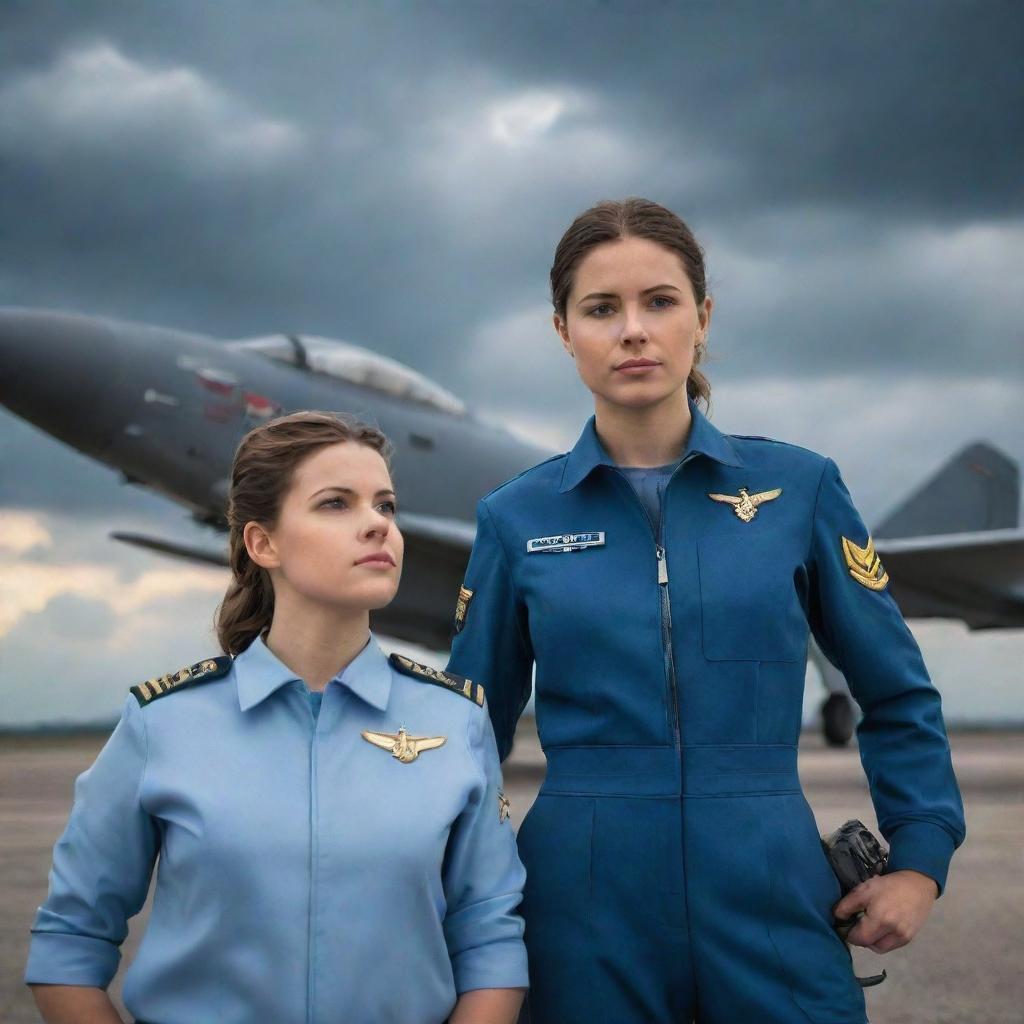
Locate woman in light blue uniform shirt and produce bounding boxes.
[447,198,965,1023]
[27,411,527,1024]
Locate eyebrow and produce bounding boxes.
[309,486,397,500]
[577,283,683,306]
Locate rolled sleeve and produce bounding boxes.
[447,498,534,761]
[805,457,966,894]
[25,696,159,986]
[442,704,528,993]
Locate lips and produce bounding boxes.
[615,358,662,372]
[356,553,395,567]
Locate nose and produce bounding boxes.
[620,303,648,346]
[363,508,392,540]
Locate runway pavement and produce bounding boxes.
[2,725,1021,1023]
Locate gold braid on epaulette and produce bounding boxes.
[131,656,233,707]
[388,653,485,706]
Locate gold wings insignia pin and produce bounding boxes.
[841,535,889,591]
[497,790,511,823]
[362,727,446,764]
[707,487,782,523]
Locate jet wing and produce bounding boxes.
[110,531,229,568]
[395,512,475,553]
[876,529,1024,629]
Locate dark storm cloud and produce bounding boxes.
[0,1,1021,727]
[0,1,1020,379]
[0,1,1020,488]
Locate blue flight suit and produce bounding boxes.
[447,400,966,1024]
[26,633,527,1024]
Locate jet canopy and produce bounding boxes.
[231,334,466,416]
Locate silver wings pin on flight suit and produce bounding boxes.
[708,487,782,523]
[361,727,447,763]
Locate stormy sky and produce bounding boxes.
[1,0,1022,726]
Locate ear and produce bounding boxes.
[697,294,714,341]
[244,520,280,571]
[553,313,574,357]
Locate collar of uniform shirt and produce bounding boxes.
[558,396,744,493]
[234,632,393,712]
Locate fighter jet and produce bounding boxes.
[0,306,549,649]
[2,307,1021,743]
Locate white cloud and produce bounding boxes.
[0,555,226,639]
[408,77,718,231]
[0,41,303,176]
[488,90,574,147]
[892,219,1024,330]
[0,511,230,725]
[0,511,53,556]
[706,212,1024,378]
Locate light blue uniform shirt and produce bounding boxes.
[26,633,528,1024]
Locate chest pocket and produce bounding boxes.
[697,535,807,662]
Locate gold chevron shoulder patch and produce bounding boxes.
[453,584,474,634]
[841,535,889,591]
[388,653,485,706]
[131,656,232,707]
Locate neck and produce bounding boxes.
[264,592,371,691]
[594,390,693,467]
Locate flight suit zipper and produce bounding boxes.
[656,543,681,749]
[611,462,688,750]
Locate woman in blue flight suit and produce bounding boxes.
[447,199,966,1023]
[27,412,527,1024]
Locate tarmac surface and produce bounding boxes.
[2,724,1021,1023]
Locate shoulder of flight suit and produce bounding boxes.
[130,656,233,707]
[726,433,829,475]
[479,452,567,504]
[388,653,486,707]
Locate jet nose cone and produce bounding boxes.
[0,307,68,413]
[0,308,34,400]
[0,307,131,455]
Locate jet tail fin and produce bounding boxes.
[874,442,1020,539]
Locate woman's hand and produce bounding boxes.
[833,869,939,953]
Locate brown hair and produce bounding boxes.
[550,197,711,408]
[215,410,393,656]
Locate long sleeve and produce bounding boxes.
[25,696,159,987]
[447,497,534,762]
[441,704,528,993]
[804,457,966,893]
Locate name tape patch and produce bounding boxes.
[526,531,605,554]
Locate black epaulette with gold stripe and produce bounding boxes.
[388,653,485,707]
[131,656,233,707]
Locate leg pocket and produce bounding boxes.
[517,794,596,1024]
[761,795,866,1023]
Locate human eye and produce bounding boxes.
[649,295,677,310]
[586,302,614,317]
[377,499,398,516]
[319,496,347,510]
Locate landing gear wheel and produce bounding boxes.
[822,693,856,747]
